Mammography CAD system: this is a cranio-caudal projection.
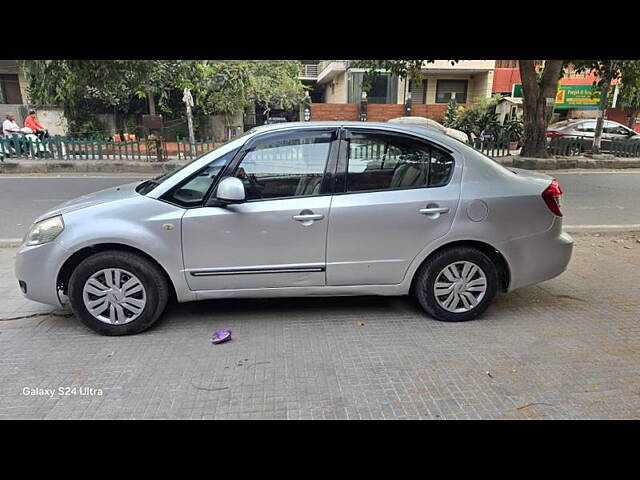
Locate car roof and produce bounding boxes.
[551,118,627,128]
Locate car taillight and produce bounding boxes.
[542,179,563,216]
[546,131,564,138]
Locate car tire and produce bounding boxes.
[413,246,498,322]
[68,250,169,335]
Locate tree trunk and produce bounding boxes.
[148,91,156,115]
[518,60,565,158]
[186,102,195,145]
[626,107,639,128]
[592,63,615,155]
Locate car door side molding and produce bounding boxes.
[189,264,326,277]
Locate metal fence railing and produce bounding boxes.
[610,138,640,157]
[548,136,584,156]
[472,135,510,157]
[0,134,145,161]
[176,136,217,160]
[548,136,640,157]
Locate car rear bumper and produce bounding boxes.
[499,219,574,291]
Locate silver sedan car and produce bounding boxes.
[15,122,574,335]
[547,118,640,153]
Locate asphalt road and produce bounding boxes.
[0,175,147,239]
[0,171,639,239]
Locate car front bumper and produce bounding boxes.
[14,240,69,307]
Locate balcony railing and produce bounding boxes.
[300,63,319,78]
[318,60,351,74]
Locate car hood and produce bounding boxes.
[34,181,144,222]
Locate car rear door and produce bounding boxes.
[181,128,339,291]
[325,128,460,286]
[573,121,597,151]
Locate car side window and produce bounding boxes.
[604,122,630,135]
[576,122,597,133]
[234,130,333,201]
[429,149,455,187]
[346,132,453,192]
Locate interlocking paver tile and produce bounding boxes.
[1,233,639,419]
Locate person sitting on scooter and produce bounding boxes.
[24,110,48,140]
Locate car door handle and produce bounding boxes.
[293,213,324,221]
[419,207,449,215]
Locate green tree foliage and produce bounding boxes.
[590,61,640,128]
[193,61,306,116]
[503,117,524,143]
[571,60,640,153]
[18,60,306,136]
[441,95,502,138]
[618,81,640,128]
[351,60,434,93]
[442,100,459,127]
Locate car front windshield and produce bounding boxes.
[136,129,256,195]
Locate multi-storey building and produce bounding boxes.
[299,60,496,122]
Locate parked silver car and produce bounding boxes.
[15,122,574,335]
[547,118,640,153]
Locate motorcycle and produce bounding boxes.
[18,127,53,158]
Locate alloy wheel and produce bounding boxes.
[82,268,147,325]
[433,261,487,313]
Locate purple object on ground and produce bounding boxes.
[211,329,232,344]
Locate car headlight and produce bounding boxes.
[25,215,64,246]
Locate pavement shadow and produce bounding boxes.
[164,294,424,319]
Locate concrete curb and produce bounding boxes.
[493,156,640,170]
[0,238,22,248]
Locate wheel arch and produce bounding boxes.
[410,240,510,294]
[56,243,178,302]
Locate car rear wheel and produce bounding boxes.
[414,246,498,322]
[68,250,169,335]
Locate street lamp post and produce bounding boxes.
[303,93,311,122]
[405,91,412,116]
[360,91,368,122]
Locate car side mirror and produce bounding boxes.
[213,176,245,205]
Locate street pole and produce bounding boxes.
[183,88,195,146]
[593,61,616,155]
[612,84,620,109]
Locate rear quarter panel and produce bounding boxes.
[401,147,556,289]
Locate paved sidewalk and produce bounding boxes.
[1,233,639,419]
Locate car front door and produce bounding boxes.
[181,128,338,291]
[326,128,460,286]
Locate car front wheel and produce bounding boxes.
[414,246,498,322]
[68,250,169,335]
